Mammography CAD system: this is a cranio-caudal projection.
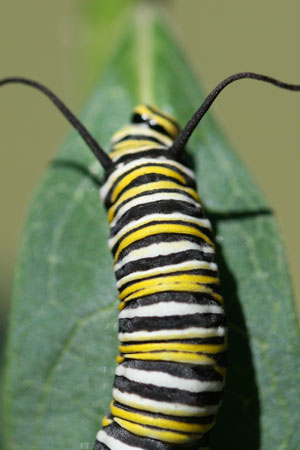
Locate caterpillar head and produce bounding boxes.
[109,105,180,164]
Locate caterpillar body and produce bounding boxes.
[95,105,227,450]
[1,71,299,450]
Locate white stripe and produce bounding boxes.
[110,192,201,229]
[115,365,224,393]
[97,430,141,450]
[109,213,211,249]
[115,241,214,271]
[119,327,226,342]
[100,158,195,200]
[117,260,217,289]
[118,301,223,319]
[113,388,220,416]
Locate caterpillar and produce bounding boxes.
[97,104,226,450]
[1,72,300,450]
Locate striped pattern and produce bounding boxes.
[94,105,226,450]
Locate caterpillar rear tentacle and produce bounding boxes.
[94,105,226,450]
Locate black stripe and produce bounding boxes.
[115,250,216,280]
[121,291,222,309]
[110,200,204,235]
[119,313,225,333]
[114,376,222,406]
[120,360,223,382]
[213,350,227,368]
[93,440,110,450]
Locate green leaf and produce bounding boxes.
[3,3,300,450]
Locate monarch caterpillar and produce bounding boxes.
[1,72,300,450]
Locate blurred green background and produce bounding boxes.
[1,0,299,351]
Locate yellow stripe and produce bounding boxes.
[114,223,213,261]
[120,282,223,304]
[113,139,165,151]
[148,104,179,125]
[118,274,219,300]
[114,417,201,444]
[120,329,223,341]
[111,165,187,202]
[110,401,214,434]
[121,351,216,365]
[108,181,200,222]
[119,301,126,311]
[119,342,225,355]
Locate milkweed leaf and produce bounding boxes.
[3,5,300,450]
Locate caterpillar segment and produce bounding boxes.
[94,105,227,450]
